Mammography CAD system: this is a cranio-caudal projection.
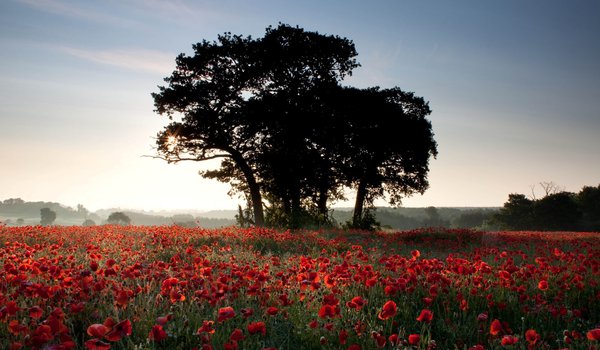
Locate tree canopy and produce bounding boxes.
[107,212,131,226]
[153,23,437,228]
[40,207,56,226]
[493,184,600,231]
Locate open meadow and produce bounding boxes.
[1,226,599,350]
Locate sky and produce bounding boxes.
[1,0,599,212]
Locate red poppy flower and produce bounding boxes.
[84,339,111,350]
[8,320,27,336]
[525,329,540,344]
[87,324,109,338]
[169,289,186,303]
[501,335,518,346]
[149,325,168,342]
[266,306,278,315]
[388,333,399,345]
[197,320,215,334]
[247,321,266,335]
[318,304,339,318]
[537,280,549,291]
[408,334,420,345]
[156,314,173,326]
[339,329,348,344]
[346,296,367,310]
[372,331,386,348]
[378,301,397,320]
[588,328,600,341]
[230,328,245,342]
[490,319,503,336]
[416,309,433,323]
[29,306,43,319]
[104,319,132,342]
[240,308,254,318]
[31,325,53,346]
[224,341,238,350]
[218,307,236,322]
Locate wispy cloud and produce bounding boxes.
[61,47,175,75]
[130,0,228,23]
[17,0,137,27]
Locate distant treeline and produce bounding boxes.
[331,207,498,230]
[0,198,235,228]
[491,184,600,231]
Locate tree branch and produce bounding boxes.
[142,153,230,163]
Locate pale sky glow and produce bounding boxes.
[1,0,599,212]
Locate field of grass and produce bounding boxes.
[1,225,599,349]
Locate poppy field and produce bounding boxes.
[1,226,599,350]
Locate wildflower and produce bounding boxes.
[149,325,168,342]
[416,309,433,323]
[408,334,420,345]
[104,319,132,342]
[588,328,600,341]
[318,304,339,318]
[501,335,518,346]
[29,306,44,319]
[156,314,173,326]
[218,307,236,322]
[537,280,549,291]
[230,328,245,342]
[490,319,503,336]
[247,321,266,335]
[346,296,367,310]
[525,329,540,345]
[378,300,397,320]
[388,333,398,346]
[339,329,349,344]
[84,339,111,350]
[240,308,254,318]
[197,320,215,334]
[87,324,109,338]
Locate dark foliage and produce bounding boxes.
[106,212,131,225]
[153,24,436,229]
[493,185,600,231]
[40,207,56,226]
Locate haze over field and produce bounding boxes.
[1,0,599,211]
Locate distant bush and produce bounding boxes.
[82,219,96,226]
[40,208,56,226]
[107,212,131,225]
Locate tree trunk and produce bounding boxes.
[229,151,265,227]
[352,179,367,227]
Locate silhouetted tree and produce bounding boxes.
[152,24,358,227]
[493,194,534,230]
[40,207,56,226]
[577,185,600,231]
[107,212,131,225]
[331,87,437,228]
[533,192,581,231]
